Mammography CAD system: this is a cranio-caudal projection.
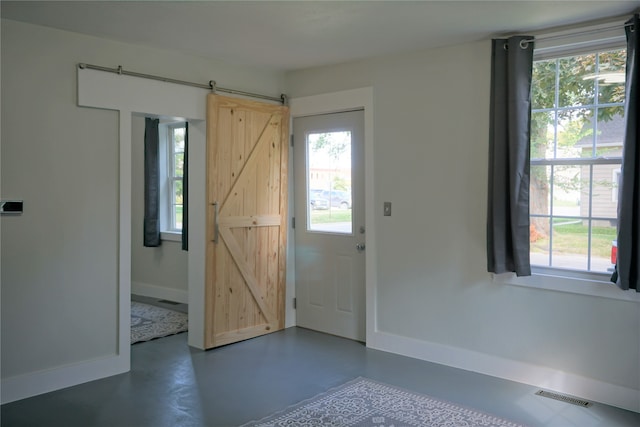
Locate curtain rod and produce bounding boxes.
[77,63,287,105]
[519,20,634,48]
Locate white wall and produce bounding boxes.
[287,41,640,412]
[1,20,120,387]
[1,18,286,402]
[130,116,188,303]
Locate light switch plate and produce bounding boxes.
[383,202,392,216]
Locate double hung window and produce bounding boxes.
[529,47,626,274]
[160,123,185,236]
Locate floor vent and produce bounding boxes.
[158,299,180,305]
[535,390,592,407]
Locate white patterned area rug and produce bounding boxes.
[131,301,188,344]
[242,377,528,427]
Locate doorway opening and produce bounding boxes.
[130,115,190,346]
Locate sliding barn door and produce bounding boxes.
[205,95,289,349]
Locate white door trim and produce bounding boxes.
[77,67,208,352]
[289,87,376,343]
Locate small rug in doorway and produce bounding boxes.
[241,377,527,427]
[131,301,188,344]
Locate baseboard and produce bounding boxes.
[368,330,639,413]
[1,353,128,404]
[131,281,188,304]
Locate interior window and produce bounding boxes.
[167,124,185,232]
[529,47,625,273]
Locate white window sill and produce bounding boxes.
[493,268,640,303]
[160,231,182,242]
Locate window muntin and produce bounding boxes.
[530,47,625,273]
[167,124,185,232]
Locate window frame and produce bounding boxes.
[305,130,354,235]
[529,43,625,275]
[167,123,185,233]
[158,121,186,241]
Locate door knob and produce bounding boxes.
[356,243,366,252]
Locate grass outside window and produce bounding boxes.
[531,221,616,258]
[310,209,352,224]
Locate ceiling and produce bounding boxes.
[2,1,639,71]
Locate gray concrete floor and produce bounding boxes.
[2,327,639,427]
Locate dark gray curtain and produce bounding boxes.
[144,118,161,247]
[181,122,189,251]
[487,36,534,276]
[611,14,640,291]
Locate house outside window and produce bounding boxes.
[529,46,625,274]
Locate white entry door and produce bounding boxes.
[294,110,365,342]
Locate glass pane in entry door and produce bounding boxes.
[307,131,352,234]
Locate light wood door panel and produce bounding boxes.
[205,95,289,349]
